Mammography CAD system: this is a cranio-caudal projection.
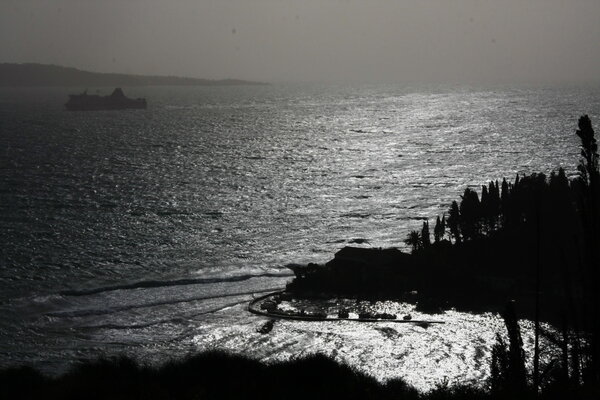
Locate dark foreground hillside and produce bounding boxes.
[1,350,597,400]
[0,352,415,400]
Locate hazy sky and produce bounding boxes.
[2,0,600,83]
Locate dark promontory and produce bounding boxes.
[0,63,267,87]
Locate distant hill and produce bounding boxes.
[0,63,267,87]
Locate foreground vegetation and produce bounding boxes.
[1,345,597,400]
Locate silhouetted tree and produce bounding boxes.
[459,188,481,240]
[501,178,509,215]
[480,185,490,233]
[433,215,445,242]
[576,115,599,189]
[550,168,569,192]
[490,302,528,397]
[404,230,422,253]
[421,220,431,248]
[575,115,600,385]
[500,177,518,228]
[484,180,501,233]
[490,180,501,213]
[447,201,461,243]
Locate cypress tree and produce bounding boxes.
[481,185,490,233]
[434,215,445,242]
[447,201,461,243]
[488,180,501,231]
[459,188,481,240]
[576,115,599,189]
[441,214,446,237]
[421,220,431,248]
[501,178,510,227]
[575,115,600,383]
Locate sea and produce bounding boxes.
[1,84,599,390]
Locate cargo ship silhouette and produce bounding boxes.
[65,88,147,111]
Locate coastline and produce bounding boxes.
[248,290,445,325]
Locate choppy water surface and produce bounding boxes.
[1,84,599,390]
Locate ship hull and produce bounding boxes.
[65,100,147,111]
[65,89,147,111]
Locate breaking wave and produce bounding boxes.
[59,272,292,297]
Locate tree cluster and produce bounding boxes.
[406,170,576,250]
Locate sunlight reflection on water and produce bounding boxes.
[192,300,554,392]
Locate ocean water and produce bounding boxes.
[1,84,599,390]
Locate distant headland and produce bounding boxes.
[0,63,267,87]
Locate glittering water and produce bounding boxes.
[1,84,598,390]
